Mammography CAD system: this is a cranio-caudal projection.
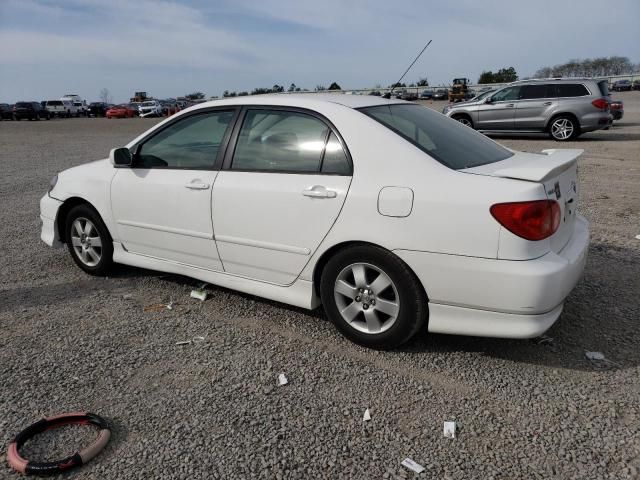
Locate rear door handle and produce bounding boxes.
[185,181,210,190]
[543,101,553,106]
[303,186,337,198]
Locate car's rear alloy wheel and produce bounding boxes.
[321,245,427,349]
[66,205,113,275]
[550,116,577,141]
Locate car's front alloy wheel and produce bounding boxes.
[66,204,113,275]
[321,245,427,349]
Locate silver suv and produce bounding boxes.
[442,79,612,141]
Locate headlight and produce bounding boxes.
[48,174,58,193]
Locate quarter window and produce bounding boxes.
[557,84,589,97]
[232,109,350,174]
[136,111,234,169]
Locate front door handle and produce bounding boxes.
[185,181,210,190]
[505,103,515,108]
[303,186,337,198]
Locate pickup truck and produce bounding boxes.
[45,100,74,118]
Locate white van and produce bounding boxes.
[61,95,86,116]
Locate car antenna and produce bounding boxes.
[385,39,433,99]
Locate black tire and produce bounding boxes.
[320,245,427,350]
[548,115,580,141]
[65,204,114,276]
[451,114,474,128]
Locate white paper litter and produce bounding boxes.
[190,289,208,301]
[363,408,371,422]
[401,458,424,473]
[175,340,191,346]
[278,373,288,386]
[166,301,174,310]
[192,336,205,344]
[585,351,605,361]
[585,351,621,368]
[444,421,456,438]
[635,234,640,240]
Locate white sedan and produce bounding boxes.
[40,94,589,349]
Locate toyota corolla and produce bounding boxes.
[40,94,589,349]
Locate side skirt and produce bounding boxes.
[112,243,320,310]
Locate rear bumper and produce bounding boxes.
[395,214,589,338]
[580,112,612,132]
[40,194,63,247]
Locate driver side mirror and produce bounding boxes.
[484,97,493,104]
[110,147,133,166]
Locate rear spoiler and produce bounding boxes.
[490,149,583,183]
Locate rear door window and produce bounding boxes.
[231,109,351,175]
[557,84,589,97]
[519,84,557,100]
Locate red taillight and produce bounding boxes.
[591,98,608,111]
[490,200,561,241]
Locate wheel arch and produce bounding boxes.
[311,240,429,303]
[450,112,473,125]
[545,111,580,132]
[56,197,112,243]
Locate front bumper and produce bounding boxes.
[395,214,589,338]
[40,194,63,247]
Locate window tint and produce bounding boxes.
[232,110,329,173]
[557,84,589,97]
[491,86,520,102]
[360,104,513,170]
[321,132,350,175]
[519,84,557,100]
[137,111,234,169]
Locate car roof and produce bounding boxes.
[187,93,405,111]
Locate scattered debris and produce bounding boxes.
[585,351,621,368]
[176,336,206,346]
[401,458,424,474]
[444,421,456,438]
[635,234,640,240]
[534,334,554,345]
[190,289,208,301]
[363,408,371,422]
[596,194,610,200]
[278,373,288,386]
[166,301,174,310]
[122,294,133,300]
[144,303,168,312]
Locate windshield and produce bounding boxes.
[142,101,156,107]
[359,104,513,170]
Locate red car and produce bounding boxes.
[106,104,136,119]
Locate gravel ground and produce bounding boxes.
[1,92,639,479]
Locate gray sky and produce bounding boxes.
[1,0,638,103]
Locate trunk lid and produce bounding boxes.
[463,149,582,253]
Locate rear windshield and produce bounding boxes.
[47,100,63,106]
[360,104,513,170]
[597,81,609,96]
[16,102,31,107]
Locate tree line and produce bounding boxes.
[222,82,342,98]
[533,56,639,78]
[478,67,518,84]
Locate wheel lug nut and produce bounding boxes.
[355,296,361,302]
[363,304,369,310]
